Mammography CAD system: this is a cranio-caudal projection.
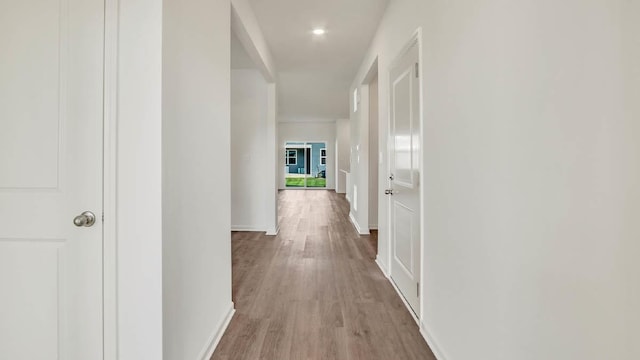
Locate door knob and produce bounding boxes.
[384,189,394,195]
[73,211,96,227]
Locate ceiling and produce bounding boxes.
[248,0,389,121]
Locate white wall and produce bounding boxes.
[349,85,370,234]
[278,122,336,190]
[336,118,351,193]
[231,68,273,232]
[265,84,278,234]
[353,0,640,359]
[162,0,233,359]
[231,1,278,235]
[115,0,163,358]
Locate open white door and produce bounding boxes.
[0,0,105,358]
[387,40,421,315]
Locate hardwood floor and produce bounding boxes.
[211,190,436,360]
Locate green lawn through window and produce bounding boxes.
[285,177,326,187]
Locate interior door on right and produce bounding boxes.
[388,40,421,315]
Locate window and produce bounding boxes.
[285,150,297,165]
[320,148,326,165]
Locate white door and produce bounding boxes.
[0,0,105,359]
[388,40,421,315]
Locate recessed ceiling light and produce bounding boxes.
[312,28,326,36]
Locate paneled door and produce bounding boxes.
[0,0,105,359]
[387,39,421,316]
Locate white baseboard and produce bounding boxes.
[348,212,369,235]
[369,224,378,230]
[231,225,266,232]
[375,256,389,276]
[385,271,420,327]
[266,225,280,236]
[420,324,449,360]
[197,303,235,360]
[375,256,447,359]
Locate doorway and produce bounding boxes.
[284,141,328,188]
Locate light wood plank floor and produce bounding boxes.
[211,190,436,360]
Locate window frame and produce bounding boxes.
[285,149,297,165]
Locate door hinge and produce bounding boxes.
[417,282,420,297]
[102,212,104,222]
[415,63,419,78]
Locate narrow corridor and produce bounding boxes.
[212,190,436,359]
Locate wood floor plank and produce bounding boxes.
[211,190,435,360]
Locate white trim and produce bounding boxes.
[103,0,119,357]
[388,270,420,325]
[369,224,378,230]
[375,256,389,276]
[285,149,297,166]
[349,211,370,235]
[388,31,420,71]
[266,84,279,243]
[231,225,268,232]
[378,257,446,360]
[376,255,420,326]
[280,187,335,191]
[415,27,427,326]
[197,303,236,360]
[420,324,449,360]
[265,225,280,236]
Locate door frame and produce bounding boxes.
[283,140,328,189]
[385,28,425,325]
[103,0,164,358]
[361,58,379,233]
[103,0,118,357]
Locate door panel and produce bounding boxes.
[0,0,61,189]
[392,69,414,188]
[0,242,61,359]
[388,40,421,315]
[0,0,105,358]
[393,202,415,275]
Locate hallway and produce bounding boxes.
[212,190,436,359]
